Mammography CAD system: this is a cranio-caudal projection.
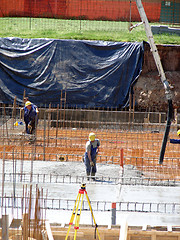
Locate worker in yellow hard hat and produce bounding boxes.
[20,96,39,118]
[24,100,38,134]
[84,132,100,180]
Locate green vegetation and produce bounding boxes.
[0,17,179,44]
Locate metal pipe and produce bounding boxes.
[135,0,173,164]
[159,100,173,164]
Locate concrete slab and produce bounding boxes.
[0,160,180,226]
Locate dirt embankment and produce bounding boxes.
[135,42,180,112]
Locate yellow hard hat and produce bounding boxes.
[25,101,32,107]
[177,130,180,136]
[89,132,96,141]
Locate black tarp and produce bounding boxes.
[0,37,144,108]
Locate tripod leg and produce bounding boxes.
[65,193,81,240]
[85,192,101,240]
[74,213,80,240]
[74,193,84,240]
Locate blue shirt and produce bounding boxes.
[85,139,100,158]
[24,104,37,124]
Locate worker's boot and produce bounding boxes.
[91,172,96,181]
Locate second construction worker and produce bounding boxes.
[24,101,38,134]
[170,129,180,144]
[84,132,100,180]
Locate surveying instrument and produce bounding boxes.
[65,183,101,240]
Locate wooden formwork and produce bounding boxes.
[0,222,180,240]
[38,224,180,240]
[4,225,179,240]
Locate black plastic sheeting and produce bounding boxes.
[0,38,144,108]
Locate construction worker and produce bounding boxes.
[24,101,38,134]
[170,129,180,144]
[20,97,39,119]
[23,97,39,113]
[84,132,100,180]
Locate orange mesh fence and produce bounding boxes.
[0,0,179,24]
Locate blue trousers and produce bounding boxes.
[84,152,97,175]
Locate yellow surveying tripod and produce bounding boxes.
[65,183,101,240]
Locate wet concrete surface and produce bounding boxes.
[0,160,180,226]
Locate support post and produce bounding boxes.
[119,220,128,240]
[111,202,116,225]
[45,221,54,240]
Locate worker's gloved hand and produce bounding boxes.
[90,161,94,167]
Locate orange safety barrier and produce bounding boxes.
[0,0,162,22]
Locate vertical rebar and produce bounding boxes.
[60,90,63,128]
[128,92,132,126]
[28,184,32,237]
[56,104,59,147]
[30,146,34,182]
[20,133,25,182]
[12,96,17,130]
[63,91,66,128]
[2,105,5,146]
[12,149,17,205]
[133,91,135,123]
[1,147,5,208]
[43,110,46,161]
[47,103,51,147]
[4,105,9,145]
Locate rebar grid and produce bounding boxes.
[0,106,180,183]
[1,195,180,214]
[0,172,178,186]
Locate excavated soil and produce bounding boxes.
[135,43,180,112]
